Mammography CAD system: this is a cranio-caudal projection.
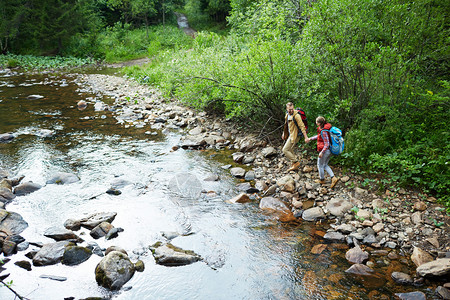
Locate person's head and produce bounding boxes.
[286,102,294,115]
[316,116,326,128]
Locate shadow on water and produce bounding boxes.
[0,69,440,300]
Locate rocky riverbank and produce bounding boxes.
[1,70,449,298]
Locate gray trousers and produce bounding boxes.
[317,149,334,180]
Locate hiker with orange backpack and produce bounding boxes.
[282,102,308,172]
[306,116,340,188]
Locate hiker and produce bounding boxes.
[306,116,339,188]
[282,102,308,172]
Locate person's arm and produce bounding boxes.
[295,114,308,141]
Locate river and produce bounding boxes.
[0,69,438,299]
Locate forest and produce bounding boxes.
[0,0,448,207]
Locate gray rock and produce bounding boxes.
[345,263,374,276]
[237,182,252,192]
[62,246,92,266]
[44,227,80,241]
[302,207,325,221]
[46,172,79,184]
[391,272,413,285]
[64,219,81,231]
[242,156,255,164]
[95,251,135,290]
[326,197,353,216]
[230,167,246,178]
[436,286,450,300]
[244,171,256,181]
[13,182,42,196]
[346,244,369,264]
[336,224,355,234]
[150,242,201,266]
[416,258,450,277]
[0,188,15,202]
[105,227,123,240]
[27,94,44,100]
[0,209,28,235]
[259,197,289,212]
[232,152,245,163]
[261,147,277,158]
[80,212,117,229]
[33,241,71,266]
[0,133,15,143]
[90,222,114,239]
[39,275,67,281]
[180,136,206,149]
[323,231,345,242]
[362,234,378,245]
[110,178,132,189]
[394,291,426,300]
[203,174,219,181]
[16,241,29,251]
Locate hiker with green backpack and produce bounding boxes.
[282,102,309,172]
[306,116,343,189]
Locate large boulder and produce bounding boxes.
[416,258,450,277]
[62,246,92,266]
[0,188,15,203]
[90,222,114,239]
[79,212,117,229]
[302,207,325,221]
[33,241,71,266]
[46,172,79,184]
[95,251,135,290]
[0,209,28,235]
[150,242,201,266]
[411,247,434,267]
[44,227,80,241]
[326,197,353,217]
[0,133,14,143]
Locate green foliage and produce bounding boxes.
[0,54,95,70]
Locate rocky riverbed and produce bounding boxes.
[1,70,449,299]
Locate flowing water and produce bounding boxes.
[0,69,438,300]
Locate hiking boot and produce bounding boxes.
[330,176,339,189]
[314,179,326,185]
[287,162,300,172]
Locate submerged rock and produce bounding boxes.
[150,242,201,266]
[95,251,135,290]
[46,172,79,185]
[394,291,426,300]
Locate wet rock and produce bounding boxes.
[135,260,145,272]
[346,244,369,264]
[80,212,117,229]
[180,136,206,149]
[33,241,71,266]
[14,260,31,271]
[259,197,289,212]
[150,242,201,266]
[228,193,251,204]
[230,167,246,178]
[39,274,67,281]
[62,246,92,266]
[436,286,450,300]
[90,222,114,239]
[0,209,28,235]
[27,94,44,100]
[391,272,413,285]
[411,247,434,267]
[416,258,450,277]
[345,263,374,276]
[106,188,121,195]
[95,251,136,290]
[2,240,16,256]
[0,133,15,143]
[105,246,128,256]
[13,181,42,196]
[105,227,124,240]
[44,227,80,241]
[302,207,325,221]
[326,197,353,217]
[35,129,55,138]
[311,244,327,255]
[77,100,87,109]
[324,231,345,242]
[64,219,81,231]
[0,179,12,191]
[203,174,219,181]
[394,291,426,300]
[0,188,15,202]
[46,172,79,184]
[261,147,277,158]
